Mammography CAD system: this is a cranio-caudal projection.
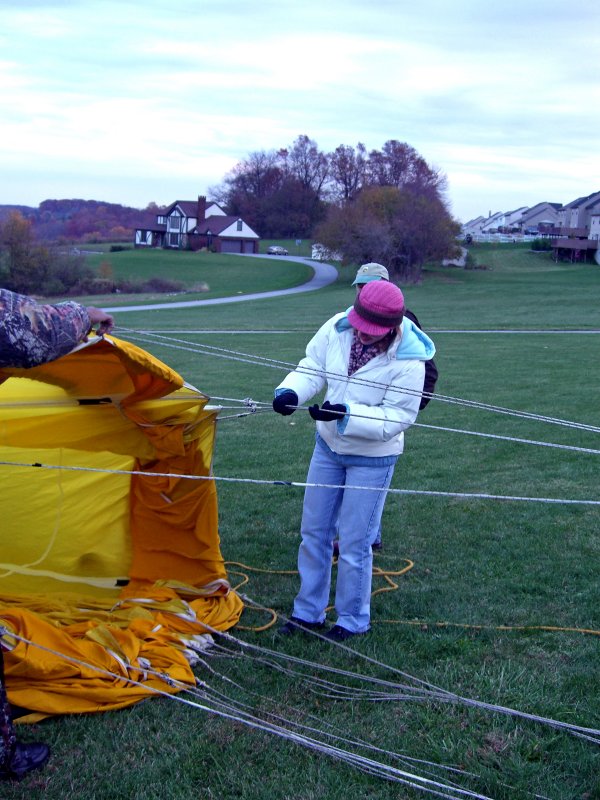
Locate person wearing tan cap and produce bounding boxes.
[352,262,391,284]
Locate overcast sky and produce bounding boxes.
[1,0,599,223]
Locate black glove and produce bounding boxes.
[308,400,347,421]
[272,390,299,416]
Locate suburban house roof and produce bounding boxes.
[135,212,167,233]
[163,200,219,216]
[583,194,600,210]
[192,216,259,237]
[562,191,600,210]
[519,202,561,220]
[505,206,528,216]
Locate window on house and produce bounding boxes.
[237,219,243,231]
[169,216,181,231]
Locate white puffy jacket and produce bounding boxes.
[275,312,436,458]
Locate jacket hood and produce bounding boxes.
[335,310,435,361]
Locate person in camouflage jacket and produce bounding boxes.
[0,648,16,778]
[0,287,113,780]
[0,288,114,368]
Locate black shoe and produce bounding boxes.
[278,616,326,636]
[325,625,369,642]
[0,742,50,781]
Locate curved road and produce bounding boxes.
[104,255,338,314]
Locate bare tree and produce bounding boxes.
[328,143,367,204]
[366,140,445,197]
[215,140,330,237]
[283,135,330,198]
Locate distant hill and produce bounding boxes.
[0,199,163,243]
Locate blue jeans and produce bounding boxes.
[292,438,396,633]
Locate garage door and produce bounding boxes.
[220,239,241,253]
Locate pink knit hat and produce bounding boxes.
[348,280,405,336]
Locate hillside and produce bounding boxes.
[0,198,162,243]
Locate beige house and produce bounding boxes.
[517,202,561,232]
[556,191,600,232]
[589,213,600,241]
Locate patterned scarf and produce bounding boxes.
[348,329,394,376]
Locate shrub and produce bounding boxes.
[140,277,185,293]
[531,237,553,251]
[40,277,70,297]
[86,278,116,294]
[115,279,144,294]
[464,251,477,270]
[189,282,210,293]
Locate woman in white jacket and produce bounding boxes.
[272,280,435,641]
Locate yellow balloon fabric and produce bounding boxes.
[0,335,243,717]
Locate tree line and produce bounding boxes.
[0,212,189,297]
[211,135,461,281]
[1,135,461,286]
[0,198,144,243]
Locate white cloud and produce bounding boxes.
[1,0,599,221]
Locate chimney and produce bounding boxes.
[197,195,207,221]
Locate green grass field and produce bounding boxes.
[6,242,600,800]
[81,248,314,306]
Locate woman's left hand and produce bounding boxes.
[308,401,347,421]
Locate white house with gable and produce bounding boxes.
[134,196,260,253]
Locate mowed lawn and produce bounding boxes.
[6,243,600,800]
[81,248,314,306]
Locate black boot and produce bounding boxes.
[0,742,50,780]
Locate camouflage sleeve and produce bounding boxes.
[0,288,91,368]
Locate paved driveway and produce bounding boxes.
[104,255,338,313]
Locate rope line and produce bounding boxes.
[1,458,598,506]
[3,621,598,793]
[220,606,600,746]
[229,564,600,638]
[189,663,479,787]
[118,327,600,435]
[374,619,600,637]
[412,421,600,455]
[0,626,496,799]
[211,394,600,456]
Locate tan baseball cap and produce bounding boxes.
[352,262,390,285]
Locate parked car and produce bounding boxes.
[267,245,288,255]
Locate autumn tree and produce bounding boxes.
[0,212,44,292]
[210,134,458,256]
[0,210,91,295]
[318,137,459,282]
[315,186,460,283]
